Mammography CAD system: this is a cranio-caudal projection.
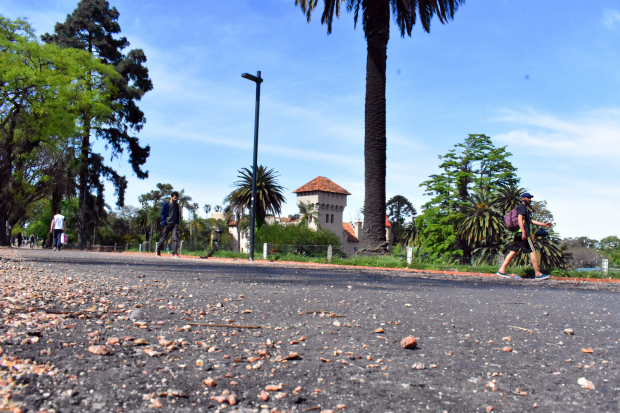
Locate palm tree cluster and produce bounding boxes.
[459,184,571,270]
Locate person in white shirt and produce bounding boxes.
[49,209,65,251]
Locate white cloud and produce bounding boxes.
[493,108,620,158]
[603,9,620,29]
[491,108,620,238]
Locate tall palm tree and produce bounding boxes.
[296,0,464,253]
[224,165,286,229]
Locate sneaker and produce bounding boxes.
[497,272,520,279]
[172,253,180,259]
[156,251,161,257]
[53,247,57,251]
[535,274,550,280]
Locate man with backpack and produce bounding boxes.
[157,191,180,258]
[29,234,35,249]
[497,192,553,280]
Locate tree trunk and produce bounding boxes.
[78,121,90,248]
[0,211,8,247]
[360,0,390,253]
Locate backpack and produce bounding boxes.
[504,208,519,231]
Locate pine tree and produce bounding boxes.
[42,0,153,245]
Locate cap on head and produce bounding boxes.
[521,192,534,199]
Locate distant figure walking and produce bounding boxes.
[157,191,180,258]
[50,209,66,251]
[29,234,35,249]
[497,192,552,280]
[16,232,22,248]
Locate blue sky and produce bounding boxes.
[3,0,620,239]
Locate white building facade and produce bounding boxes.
[228,176,391,255]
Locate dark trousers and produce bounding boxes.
[52,229,63,250]
[157,224,178,254]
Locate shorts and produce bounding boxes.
[507,234,534,253]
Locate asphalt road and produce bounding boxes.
[1,248,619,413]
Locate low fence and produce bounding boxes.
[262,243,345,258]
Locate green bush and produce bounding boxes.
[255,223,341,246]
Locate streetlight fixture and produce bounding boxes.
[241,71,263,261]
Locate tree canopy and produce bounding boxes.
[42,0,153,245]
[0,16,117,245]
[417,134,519,258]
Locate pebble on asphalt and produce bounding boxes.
[401,336,417,349]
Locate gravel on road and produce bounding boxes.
[1,248,619,413]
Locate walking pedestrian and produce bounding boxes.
[50,209,66,251]
[29,234,35,249]
[497,192,552,280]
[157,191,180,258]
[16,232,22,248]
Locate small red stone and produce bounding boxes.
[401,336,417,349]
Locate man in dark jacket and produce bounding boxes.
[157,192,180,258]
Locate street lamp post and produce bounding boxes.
[241,71,263,261]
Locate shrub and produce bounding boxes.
[255,223,341,246]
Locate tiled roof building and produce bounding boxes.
[293,177,351,195]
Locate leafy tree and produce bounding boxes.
[386,195,416,246]
[418,134,519,258]
[295,0,465,253]
[203,204,211,216]
[224,165,286,229]
[599,236,620,267]
[421,135,519,213]
[530,200,555,230]
[137,183,172,246]
[43,0,153,245]
[0,16,117,245]
[415,207,460,258]
[562,237,598,249]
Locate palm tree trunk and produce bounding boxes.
[361,0,390,252]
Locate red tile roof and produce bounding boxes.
[292,177,351,195]
[342,223,359,242]
[229,221,237,226]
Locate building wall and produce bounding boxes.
[296,191,347,235]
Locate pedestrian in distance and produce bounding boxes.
[157,191,181,258]
[49,209,66,251]
[16,232,22,248]
[29,234,35,249]
[497,192,552,280]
